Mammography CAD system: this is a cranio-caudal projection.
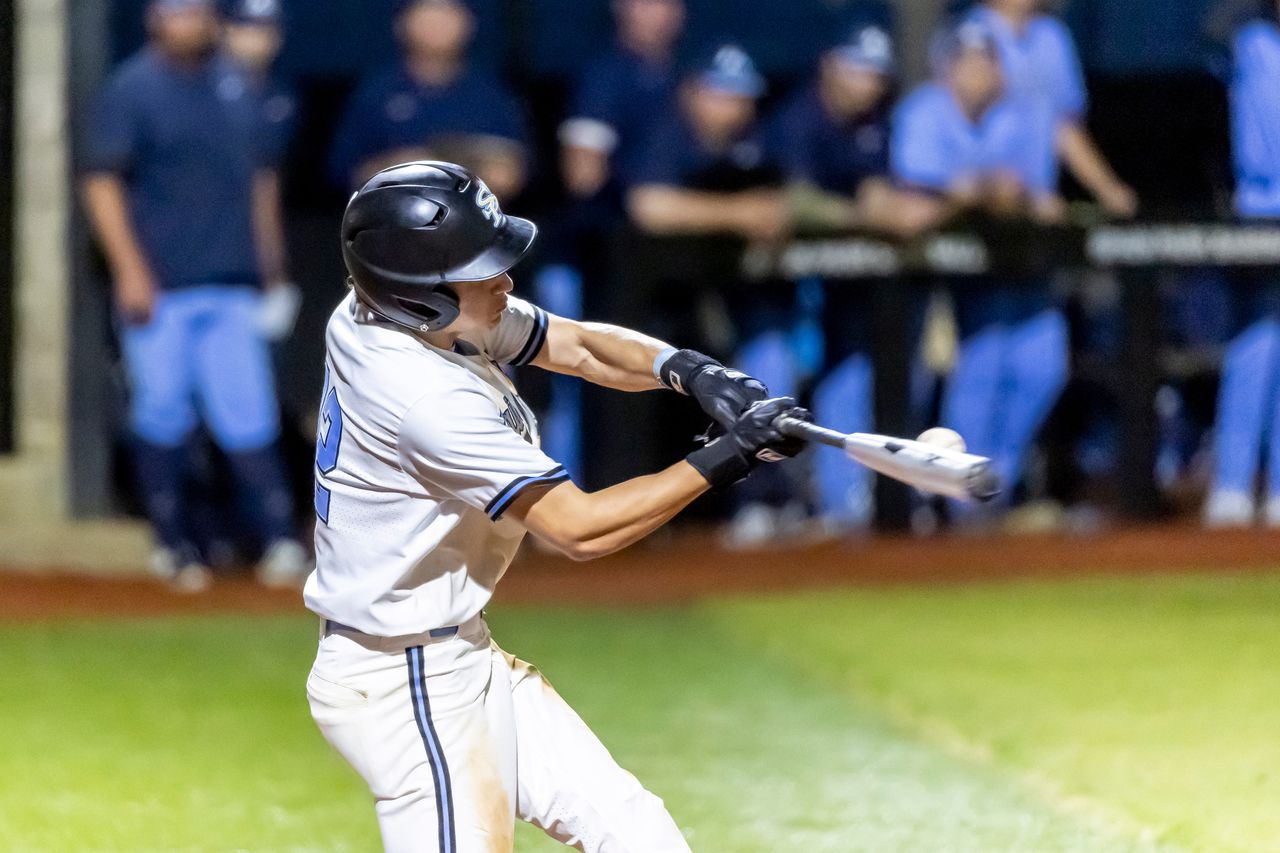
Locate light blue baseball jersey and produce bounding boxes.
[966,5,1087,121]
[1231,18,1280,217]
[890,82,1058,196]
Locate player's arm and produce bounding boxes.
[507,398,807,560]
[627,184,787,242]
[532,314,769,426]
[251,168,289,287]
[532,314,666,392]
[80,173,156,323]
[1056,122,1137,218]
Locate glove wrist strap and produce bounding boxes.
[686,438,753,490]
[656,348,718,395]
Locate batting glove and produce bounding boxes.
[655,348,769,428]
[686,397,812,489]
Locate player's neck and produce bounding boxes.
[420,328,460,351]
[989,2,1033,30]
[406,53,463,87]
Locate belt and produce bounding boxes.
[324,619,459,639]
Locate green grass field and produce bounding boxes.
[2,571,1278,852]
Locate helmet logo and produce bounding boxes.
[475,183,502,225]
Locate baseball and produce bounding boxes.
[916,427,967,453]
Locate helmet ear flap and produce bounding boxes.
[394,285,460,331]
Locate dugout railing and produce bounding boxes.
[592,221,1280,531]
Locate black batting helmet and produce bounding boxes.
[340,160,537,331]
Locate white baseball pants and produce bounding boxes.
[306,616,691,852]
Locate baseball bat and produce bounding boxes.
[775,417,1001,503]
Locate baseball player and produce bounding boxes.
[305,160,809,851]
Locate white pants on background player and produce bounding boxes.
[308,617,690,852]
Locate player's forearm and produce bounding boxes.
[627,185,746,235]
[1057,123,1124,201]
[534,315,667,392]
[252,170,289,285]
[511,462,709,561]
[80,174,150,276]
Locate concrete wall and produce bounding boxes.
[0,0,147,569]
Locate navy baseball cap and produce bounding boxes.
[830,24,895,75]
[225,0,281,24]
[395,0,472,16]
[686,44,765,98]
[932,20,998,67]
[151,0,214,12]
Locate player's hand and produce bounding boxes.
[657,349,769,427]
[114,264,156,325]
[257,281,303,342]
[733,190,791,243]
[1098,181,1139,219]
[685,397,812,489]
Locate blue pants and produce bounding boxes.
[942,282,1069,506]
[1211,277,1280,497]
[120,286,293,555]
[121,286,281,450]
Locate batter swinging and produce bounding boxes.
[304,161,810,851]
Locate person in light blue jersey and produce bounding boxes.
[80,0,306,590]
[1204,1,1280,526]
[967,0,1138,217]
[892,21,1068,521]
[327,0,529,199]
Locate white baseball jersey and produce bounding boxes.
[303,290,567,636]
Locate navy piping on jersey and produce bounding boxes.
[406,645,456,853]
[485,465,570,520]
[511,306,549,366]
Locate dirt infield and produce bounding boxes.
[3,524,1279,622]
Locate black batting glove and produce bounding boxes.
[657,348,769,428]
[686,397,813,489]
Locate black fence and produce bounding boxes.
[590,222,1280,529]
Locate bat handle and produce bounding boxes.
[775,415,846,449]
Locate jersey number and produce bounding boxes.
[314,368,344,524]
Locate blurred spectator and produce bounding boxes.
[627,44,799,541]
[327,0,528,198]
[626,44,784,240]
[223,0,300,340]
[967,0,1138,217]
[1204,0,1280,526]
[769,23,924,529]
[80,0,307,590]
[223,0,294,166]
[558,0,685,200]
[892,22,1068,519]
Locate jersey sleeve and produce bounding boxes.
[474,296,549,366]
[890,92,951,192]
[1045,19,1088,120]
[398,384,569,521]
[83,72,141,175]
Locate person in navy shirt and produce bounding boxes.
[1204,1,1280,526]
[627,44,785,239]
[629,45,802,541]
[892,21,1068,521]
[222,0,299,339]
[966,0,1138,217]
[223,0,295,168]
[327,0,529,199]
[768,23,931,529]
[559,0,685,200]
[80,0,306,589]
